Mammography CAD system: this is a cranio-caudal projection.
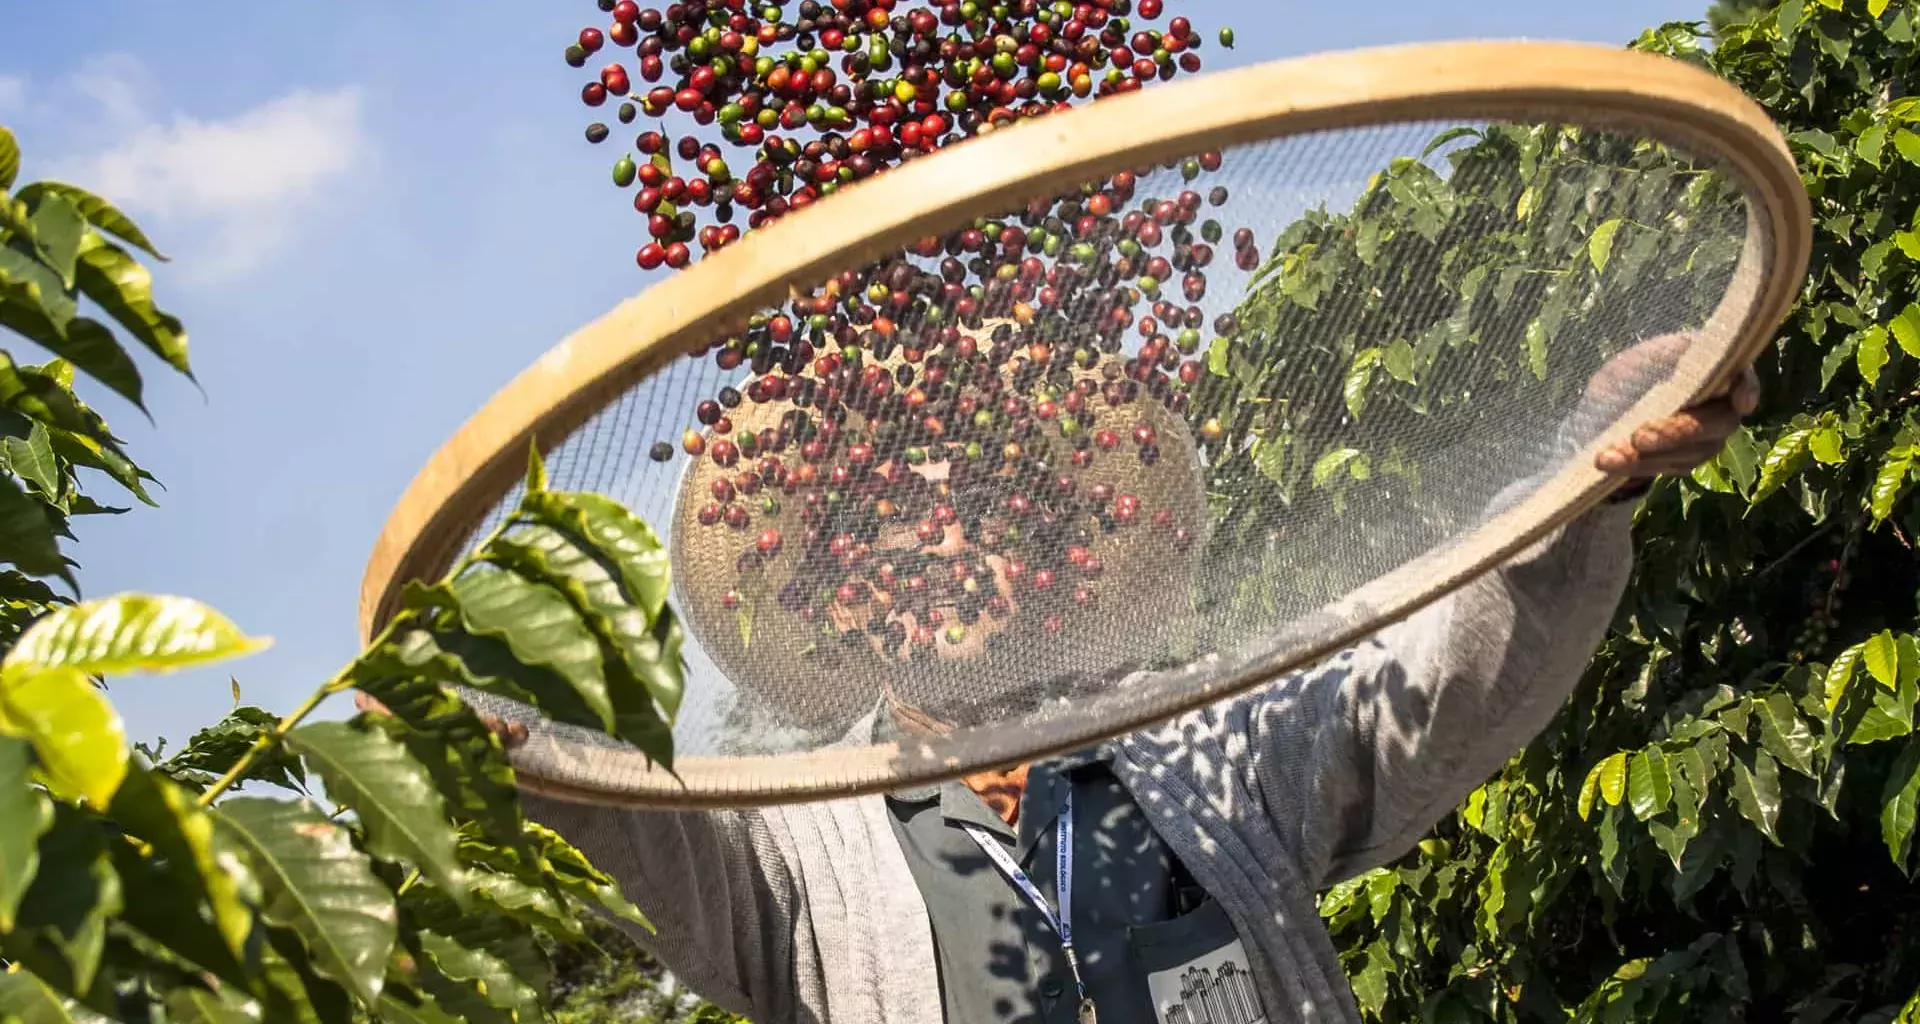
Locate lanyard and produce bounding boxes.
[962,789,1097,1024]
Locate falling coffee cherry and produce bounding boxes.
[650,441,674,462]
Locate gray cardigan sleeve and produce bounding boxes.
[1241,501,1637,889]
[517,795,799,1019]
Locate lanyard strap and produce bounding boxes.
[962,789,1086,1003]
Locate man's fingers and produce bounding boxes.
[1730,364,1761,416]
[354,691,388,716]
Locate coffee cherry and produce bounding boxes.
[650,441,674,462]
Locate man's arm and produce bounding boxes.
[1239,343,1760,889]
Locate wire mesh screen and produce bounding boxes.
[455,115,1756,795]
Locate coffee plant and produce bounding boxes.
[1299,4,1920,1020]
[0,128,689,1022]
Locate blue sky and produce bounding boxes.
[0,0,1709,748]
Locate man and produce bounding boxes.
[378,340,1758,1024]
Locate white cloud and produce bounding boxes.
[47,61,368,283]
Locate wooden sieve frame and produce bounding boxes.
[359,40,1810,807]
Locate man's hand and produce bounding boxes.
[1588,333,1761,479]
[354,691,529,748]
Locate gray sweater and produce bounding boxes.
[525,501,1636,1024]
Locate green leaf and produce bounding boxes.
[416,931,543,1024]
[1825,644,1864,711]
[1628,748,1673,820]
[519,491,673,621]
[106,769,256,960]
[1312,447,1361,488]
[1754,428,1813,501]
[1893,303,1920,356]
[15,183,168,262]
[1895,128,1920,166]
[1858,123,1889,166]
[162,986,260,1024]
[465,871,586,942]
[1872,451,1914,525]
[1870,0,1890,15]
[1730,751,1782,843]
[1343,348,1379,420]
[3,594,269,681]
[4,422,57,495]
[0,311,145,416]
[1757,692,1816,777]
[432,569,614,732]
[1524,318,1549,380]
[0,475,66,580]
[0,667,126,808]
[13,805,122,993]
[1858,326,1891,386]
[160,706,307,795]
[1598,751,1629,807]
[27,195,86,290]
[374,991,464,1024]
[1867,630,1901,688]
[1789,128,1839,157]
[0,126,18,191]
[283,721,465,898]
[0,968,104,1024]
[216,798,397,1006]
[479,522,677,756]
[46,427,156,507]
[1351,940,1390,1015]
[1808,426,1845,465]
[0,735,53,931]
[1588,217,1624,272]
[1882,741,1920,868]
[72,234,191,377]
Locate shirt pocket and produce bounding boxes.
[1128,900,1269,1024]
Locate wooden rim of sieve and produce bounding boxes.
[359,40,1810,806]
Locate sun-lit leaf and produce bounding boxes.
[0,667,126,808]
[0,735,53,931]
[1599,751,1629,807]
[1588,217,1624,272]
[3,594,269,682]
[1867,631,1901,689]
[464,871,586,942]
[1343,348,1379,420]
[27,194,86,290]
[1872,450,1914,525]
[1882,742,1920,868]
[0,126,19,191]
[4,421,58,496]
[1858,326,1891,385]
[1629,748,1673,820]
[1312,447,1361,489]
[72,234,191,377]
[1857,123,1889,165]
[15,183,168,262]
[283,721,465,899]
[1825,644,1864,711]
[1757,692,1817,777]
[161,986,260,1024]
[216,798,397,1006]
[1893,303,1920,356]
[1730,751,1782,843]
[1524,318,1549,380]
[416,931,543,1024]
[1895,128,1920,166]
[1808,426,1845,465]
[1754,428,1813,501]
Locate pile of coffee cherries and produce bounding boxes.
[568,0,1236,266]
[662,163,1264,660]
[568,0,1262,660]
